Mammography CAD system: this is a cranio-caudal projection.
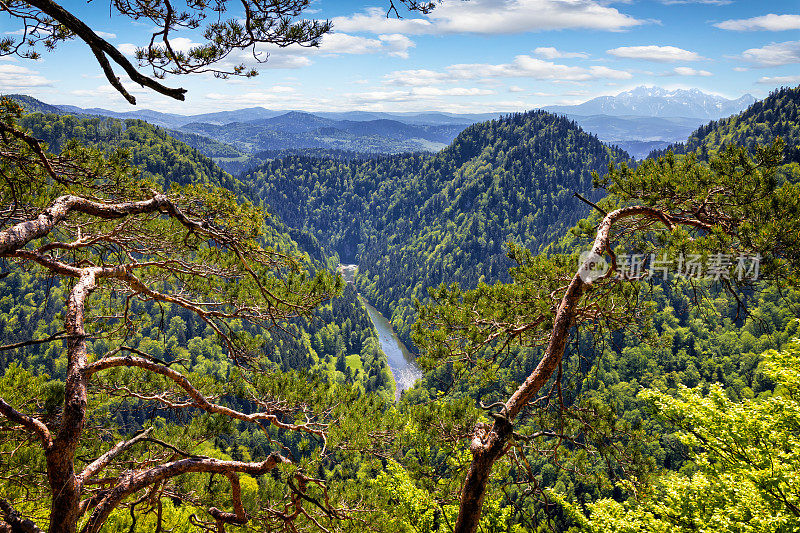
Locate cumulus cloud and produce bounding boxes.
[533,47,589,59]
[95,31,117,39]
[739,40,800,67]
[317,33,414,58]
[756,74,800,85]
[344,86,494,105]
[118,37,199,57]
[378,34,416,58]
[607,45,704,62]
[117,43,139,56]
[661,67,713,76]
[660,0,731,5]
[0,64,53,90]
[204,32,415,73]
[715,14,800,31]
[332,0,644,35]
[385,56,631,86]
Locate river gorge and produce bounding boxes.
[338,265,422,400]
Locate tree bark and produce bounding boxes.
[45,270,95,533]
[453,205,672,533]
[82,454,288,533]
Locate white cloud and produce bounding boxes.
[0,64,53,90]
[204,90,304,105]
[715,14,800,31]
[312,32,416,58]
[668,67,713,76]
[533,47,589,59]
[117,43,138,56]
[343,85,494,105]
[258,53,312,69]
[333,8,434,34]
[384,56,631,86]
[607,45,704,62]
[166,37,199,52]
[383,69,452,86]
[508,85,526,92]
[346,90,411,104]
[756,74,800,85]
[207,32,415,73]
[70,82,149,99]
[660,0,731,5]
[118,37,198,57]
[333,0,644,36]
[95,31,117,39]
[586,65,633,79]
[379,34,416,58]
[740,40,800,67]
[414,87,495,96]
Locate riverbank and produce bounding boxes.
[338,264,421,401]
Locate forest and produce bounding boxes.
[2,84,799,532]
[1,0,800,531]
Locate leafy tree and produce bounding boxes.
[581,340,800,532]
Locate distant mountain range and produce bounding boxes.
[4,86,758,164]
[541,86,757,158]
[544,86,756,120]
[54,104,499,130]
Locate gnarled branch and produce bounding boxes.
[82,454,290,533]
[0,396,52,448]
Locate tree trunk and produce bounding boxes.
[453,277,586,533]
[46,271,95,533]
[452,206,657,533]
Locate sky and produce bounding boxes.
[1,0,799,114]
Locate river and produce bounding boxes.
[338,264,422,400]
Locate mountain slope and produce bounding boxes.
[178,112,469,154]
[241,111,632,341]
[2,106,397,398]
[6,93,64,115]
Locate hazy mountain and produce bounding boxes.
[10,88,761,162]
[52,104,498,129]
[179,112,470,155]
[312,111,501,125]
[545,86,756,120]
[562,114,707,159]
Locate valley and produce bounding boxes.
[339,264,422,401]
[1,84,798,532]
[3,0,799,530]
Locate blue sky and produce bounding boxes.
[1,0,799,113]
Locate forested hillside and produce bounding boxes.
[0,109,394,400]
[243,110,632,339]
[226,89,800,530]
[3,82,800,533]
